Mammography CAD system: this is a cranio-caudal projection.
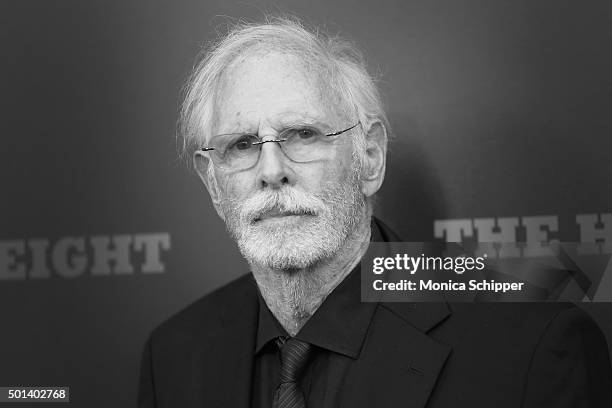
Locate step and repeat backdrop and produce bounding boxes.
[2,1,611,406]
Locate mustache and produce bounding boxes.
[238,188,327,224]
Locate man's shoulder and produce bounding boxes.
[450,301,590,324]
[148,273,257,344]
[381,301,603,349]
[443,302,594,334]
[428,302,608,358]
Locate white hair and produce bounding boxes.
[178,15,389,167]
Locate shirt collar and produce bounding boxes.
[255,289,288,354]
[254,218,386,359]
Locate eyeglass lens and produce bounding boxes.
[211,127,337,169]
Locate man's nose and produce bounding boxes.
[256,138,291,189]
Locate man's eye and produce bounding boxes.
[296,128,316,139]
[228,135,255,151]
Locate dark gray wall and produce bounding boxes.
[1,1,611,407]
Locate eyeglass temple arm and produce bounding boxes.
[325,122,360,137]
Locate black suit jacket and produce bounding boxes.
[138,219,612,407]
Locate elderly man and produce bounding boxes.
[138,17,611,408]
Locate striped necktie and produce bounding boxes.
[273,337,313,408]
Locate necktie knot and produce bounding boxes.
[278,337,313,384]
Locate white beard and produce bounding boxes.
[220,166,365,271]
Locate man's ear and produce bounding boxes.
[360,120,387,198]
[193,151,225,220]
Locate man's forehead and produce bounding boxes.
[211,51,343,134]
[224,49,311,78]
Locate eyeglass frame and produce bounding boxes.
[199,122,361,168]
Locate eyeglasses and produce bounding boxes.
[199,122,359,170]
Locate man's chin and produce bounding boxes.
[238,230,339,271]
[242,247,323,271]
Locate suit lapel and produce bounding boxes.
[340,302,452,408]
[196,276,258,408]
[337,217,452,407]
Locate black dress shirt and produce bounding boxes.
[251,257,378,408]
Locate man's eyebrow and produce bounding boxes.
[216,114,331,135]
[214,122,256,135]
[274,114,330,129]
[277,119,328,129]
[276,111,325,122]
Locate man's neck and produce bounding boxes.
[250,220,372,336]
